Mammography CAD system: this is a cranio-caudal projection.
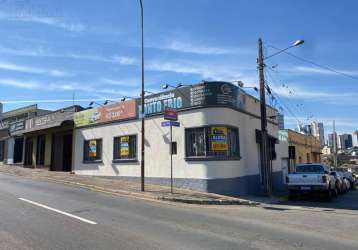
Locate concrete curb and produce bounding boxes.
[158,196,260,206]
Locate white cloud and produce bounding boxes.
[0,62,72,77]
[100,78,139,87]
[0,78,40,89]
[146,59,251,81]
[0,11,86,32]
[0,78,139,97]
[280,65,358,76]
[164,40,251,55]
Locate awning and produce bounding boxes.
[255,129,278,144]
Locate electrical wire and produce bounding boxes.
[268,45,358,82]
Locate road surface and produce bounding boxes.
[0,173,358,250]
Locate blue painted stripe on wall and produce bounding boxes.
[96,171,285,197]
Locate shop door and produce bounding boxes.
[62,133,72,172]
[36,135,46,165]
[51,134,63,171]
[0,140,4,161]
[14,137,24,163]
[24,138,33,166]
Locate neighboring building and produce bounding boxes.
[352,130,358,147]
[277,113,284,129]
[321,145,331,155]
[279,129,321,173]
[21,105,83,171]
[73,81,283,196]
[0,104,49,164]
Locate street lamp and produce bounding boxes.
[233,81,259,92]
[257,38,304,197]
[88,101,103,107]
[139,0,145,192]
[162,83,189,89]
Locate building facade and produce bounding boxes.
[0,104,49,165]
[279,129,321,173]
[21,106,83,171]
[73,81,284,196]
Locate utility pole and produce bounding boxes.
[139,0,145,192]
[258,38,271,196]
[332,120,338,169]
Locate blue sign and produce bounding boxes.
[161,121,180,127]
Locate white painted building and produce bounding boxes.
[73,82,284,196]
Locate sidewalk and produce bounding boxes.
[0,164,259,206]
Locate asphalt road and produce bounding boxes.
[1,173,358,250]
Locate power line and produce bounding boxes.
[268,45,358,82]
[264,69,305,126]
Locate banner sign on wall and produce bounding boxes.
[210,127,228,151]
[74,108,101,128]
[74,100,136,128]
[137,82,243,116]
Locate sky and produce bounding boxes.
[0,0,357,136]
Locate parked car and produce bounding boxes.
[286,163,337,201]
[336,168,355,189]
[343,178,351,191]
[329,171,344,194]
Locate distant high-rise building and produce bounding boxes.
[0,102,3,119]
[339,134,353,150]
[311,122,325,146]
[299,121,325,146]
[352,130,358,147]
[277,113,284,129]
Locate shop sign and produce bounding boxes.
[25,108,75,132]
[99,100,136,123]
[164,108,178,121]
[89,140,97,157]
[9,121,25,133]
[120,136,129,157]
[137,82,243,116]
[74,100,136,128]
[74,108,101,127]
[210,127,228,151]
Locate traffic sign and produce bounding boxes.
[161,121,180,127]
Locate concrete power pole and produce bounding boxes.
[258,38,271,196]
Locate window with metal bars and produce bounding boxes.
[113,135,137,161]
[185,126,240,160]
[83,139,102,163]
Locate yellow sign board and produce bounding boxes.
[211,127,228,151]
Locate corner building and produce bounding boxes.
[73,81,284,196]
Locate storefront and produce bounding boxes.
[0,104,50,164]
[0,129,9,163]
[73,81,282,196]
[22,106,83,171]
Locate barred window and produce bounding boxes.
[113,135,137,161]
[185,126,240,160]
[83,139,102,162]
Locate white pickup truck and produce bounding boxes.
[286,164,337,200]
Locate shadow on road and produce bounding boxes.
[281,188,358,211]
